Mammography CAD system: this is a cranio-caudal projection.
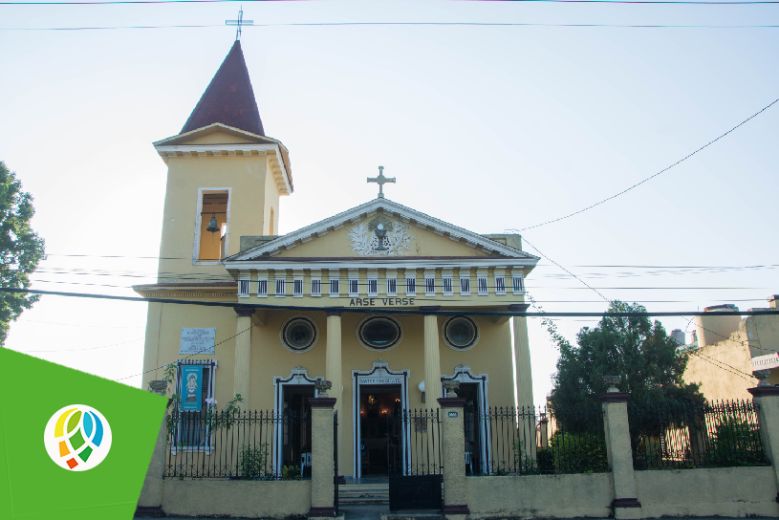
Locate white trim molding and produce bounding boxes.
[227,198,540,262]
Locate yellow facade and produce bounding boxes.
[683,298,779,400]
[137,42,540,480]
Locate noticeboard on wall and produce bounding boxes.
[179,327,216,355]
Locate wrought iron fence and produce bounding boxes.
[164,409,308,479]
[479,406,608,476]
[631,398,767,470]
[402,408,442,475]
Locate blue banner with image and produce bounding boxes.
[180,365,203,412]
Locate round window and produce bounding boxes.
[444,316,478,349]
[282,318,316,352]
[359,317,401,350]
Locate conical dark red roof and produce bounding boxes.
[181,40,265,136]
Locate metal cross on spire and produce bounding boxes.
[225,6,254,41]
[367,165,396,199]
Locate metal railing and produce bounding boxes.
[164,409,308,479]
[631,399,767,470]
[478,405,608,476]
[402,408,443,476]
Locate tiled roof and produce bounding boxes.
[181,40,265,136]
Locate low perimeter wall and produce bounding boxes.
[161,479,311,518]
[636,466,779,518]
[466,473,613,519]
[467,467,779,519]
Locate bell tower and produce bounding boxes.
[153,40,293,279]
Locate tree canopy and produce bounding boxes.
[0,161,45,344]
[549,301,703,433]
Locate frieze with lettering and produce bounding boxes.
[349,297,415,307]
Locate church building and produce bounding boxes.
[137,40,539,480]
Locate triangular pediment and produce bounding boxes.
[153,123,280,147]
[226,198,539,263]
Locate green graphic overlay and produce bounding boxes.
[0,349,166,519]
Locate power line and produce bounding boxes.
[520,96,779,231]
[4,0,779,6]
[117,326,251,382]
[39,253,779,270]
[5,21,779,31]
[11,337,143,353]
[4,287,778,317]
[512,234,612,302]
[688,349,755,381]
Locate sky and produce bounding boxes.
[1,0,778,403]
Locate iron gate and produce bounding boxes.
[388,408,442,511]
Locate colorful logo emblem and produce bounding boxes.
[43,404,113,471]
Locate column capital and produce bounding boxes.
[748,386,779,397]
[507,303,530,313]
[325,309,343,317]
[309,397,337,408]
[234,305,255,318]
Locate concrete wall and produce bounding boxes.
[161,479,310,518]
[465,468,779,519]
[466,474,613,519]
[636,466,779,518]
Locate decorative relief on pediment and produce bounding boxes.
[349,216,413,256]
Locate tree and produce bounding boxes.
[549,301,703,434]
[0,161,45,344]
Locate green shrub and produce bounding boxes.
[239,443,268,479]
[282,464,301,480]
[705,418,766,467]
[551,431,608,473]
[536,447,554,473]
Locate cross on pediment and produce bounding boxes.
[367,166,396,199]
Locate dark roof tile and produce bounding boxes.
[181,40,265,136]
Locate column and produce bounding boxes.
[601,389,642,520]
[511,308,536,466]
[748,385,779,503]
[325,312,343,478]
[233,306,253,409]
[511,312,535,407]
[423,311,442,405]
[325,312,342,404]
[439,397,470,517]
[309,396,337,518]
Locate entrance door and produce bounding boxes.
[459,382,483,475]
[359,385,402,476]
[281,385,314,478]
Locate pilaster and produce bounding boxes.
[748,385,779,503]
[601,391,642,519]
[233,306,254,408]
[438,397,469,518]
[423,311,442,405]
[309,397,337,517]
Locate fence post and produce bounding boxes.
[136,382,169,515]
[601,389,642,520]
[309,396,337,518]
[539,412,549,449]
[748,385,779,503]
[439,397,470,517]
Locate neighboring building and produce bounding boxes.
[136,40,539,479]
[683,296,779,400]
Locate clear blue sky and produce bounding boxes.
[1,0,777,401]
